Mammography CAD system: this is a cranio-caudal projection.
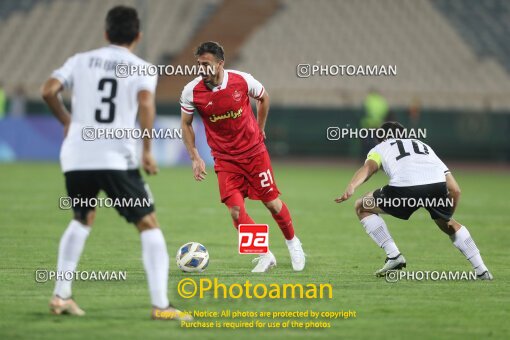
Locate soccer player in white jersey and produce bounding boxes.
[41,6,192,320]
[335,122,492,279]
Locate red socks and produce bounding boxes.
[272,202,295,240]
[225,195,295,241]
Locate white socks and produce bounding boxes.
[360,215,400,258]
[285,236,300,248]
[450,226,488,275]
[53,220,91,299]
[53,221,170,308]
[360,217,488,274]
[140,228,169,309]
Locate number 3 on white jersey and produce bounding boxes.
[259,169,274,188]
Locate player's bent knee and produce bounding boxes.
[263,198,282,214]
[434,218,459,235]
[354,199,363,215]
[448,219,462,232]
[75,210,95,227]
[354,199,362,210]
[354,199,377,220]
[135,212,159,232]
[228,206,241,221]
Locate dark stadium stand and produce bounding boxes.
[157,0,280,101]
[434,0,510,73]
[0,0,39,20]
[1,0,510,111]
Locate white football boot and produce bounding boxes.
[286,236,306,271]
[476,271,494,280]
[375,254,406,277]
[49,296,85,316]
[251,251,277,273]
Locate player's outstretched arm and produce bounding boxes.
[181,112,207,181]
[41,78,71,136]
[138,90,159,175]
[256,91,270,139]
[445,172,461,213]
[335,160,379,203]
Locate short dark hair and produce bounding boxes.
[195,41,225,61]
[105,6,140,45]
[377,121,406,142]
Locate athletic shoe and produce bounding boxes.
[375,254,406,277]
[286,237,306,271]
[49,295,85,316]
[477,271,494,280]
[251,251,277,273]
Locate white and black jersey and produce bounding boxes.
[366,139,453,221]
[366,139,450,187]
[51,45,157,172]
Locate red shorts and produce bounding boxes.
[214,151,281,203]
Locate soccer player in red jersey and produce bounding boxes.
[180,41,305,272]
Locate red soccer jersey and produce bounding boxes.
[180,69,266,160]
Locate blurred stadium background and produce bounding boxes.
[0,0,509,164]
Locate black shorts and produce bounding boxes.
[372,182,453,221]
[64,169,154,223]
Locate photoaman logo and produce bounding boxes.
[177,278,333,299]
[238,224,269,254]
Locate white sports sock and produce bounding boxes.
[53,220,91,299]
[360,214,400,258]
[140,228,169,309]
[449,226,488,275]
[285,235,300,247]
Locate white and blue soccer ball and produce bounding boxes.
[176,242,209,273]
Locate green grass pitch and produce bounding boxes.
[0,162,508,339]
